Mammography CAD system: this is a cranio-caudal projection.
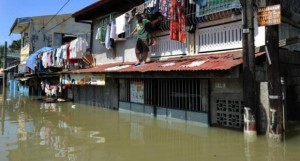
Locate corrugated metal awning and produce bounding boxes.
[4,65,18,71]
[15,77,33,81]
[67,50,265,74]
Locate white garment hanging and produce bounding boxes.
[189,0,195,4]
[56,47,63,67]
[110,21,117,39]
[42,52,48,68]
[116,14,126,35]
[61,44,67,60]
[105,24,112,50]
[73,37,89,58]
[146,0,156,8]
[95,27,101,40]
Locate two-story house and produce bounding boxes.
[60,0,300,133]
[10,14,91,96]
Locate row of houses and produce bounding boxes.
[5,0,300,134]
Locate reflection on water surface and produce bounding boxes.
[0,97,299,161]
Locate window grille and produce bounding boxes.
[119,79,130,102]
[119,78,209,113]
[156,79,208,112]
[158,0,242,30]
[195,0,241,22]
[196,21,242,52]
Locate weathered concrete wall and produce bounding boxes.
[20,27,30,63]
[29,14,91,51]
[210,78,243,127]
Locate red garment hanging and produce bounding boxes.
[170,0,186,43]
[67,42,81,64]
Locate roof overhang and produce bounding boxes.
[15,77,33,81]
[72,0,144,21]
[10,17,32,35]
[65,51,266,74]
[4,65,18,72]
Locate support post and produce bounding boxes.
[266,0,283,141]
[241,0,257,135]
[2,41,7,97]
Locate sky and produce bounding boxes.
[0,0,97,46]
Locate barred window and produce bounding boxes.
[119,78,209,113]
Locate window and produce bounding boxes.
[119,78,209,113]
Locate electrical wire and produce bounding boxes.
[44,16,73,33]
[38,0,71,32]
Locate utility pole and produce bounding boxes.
[266,0,283,141]
[241,0,257,135]
[2,41,7,97]
[1,41,7,135]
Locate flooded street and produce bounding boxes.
[0,96,300,161]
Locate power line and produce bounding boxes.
[44,16,73,33]
[38,0,71,33]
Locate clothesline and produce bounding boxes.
[27,37,89,72]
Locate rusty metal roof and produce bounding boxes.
[73,0,144,21]
[68,51,265,74]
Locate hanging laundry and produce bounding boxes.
[56,47,63,67]
[195,0,208,6]
[70,39,76,59]
[195,0,208,18]
[189,0,196,4]
[95,27,101,40]
[61,44,67,60]
[110,21,117,39]
[70,37,89,59]
[146,0,156,8]
[42,52,48,68]
[159,0,171,19]
[145,0,159,15]
[76,37,88,57]
[105,24,112,49]
[170,0,186,43]
[116,14,126,35]
[52,49,56,67]
[95,26,106,42]
[47,51,53,67]
[127,3,145,23]
[66,42,81,65]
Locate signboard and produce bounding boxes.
[130,81,144,104]
[258,4,281,26]
[61,74,105,86]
